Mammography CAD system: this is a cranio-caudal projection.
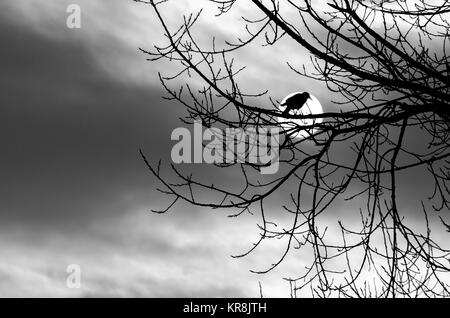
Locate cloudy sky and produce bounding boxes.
[0,0,311,297]
[0,0,448,297]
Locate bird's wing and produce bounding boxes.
[283,95,295,106]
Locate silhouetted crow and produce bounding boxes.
[281,92,311,115]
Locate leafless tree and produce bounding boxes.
[137,0,450,297]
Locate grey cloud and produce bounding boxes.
[0,6,184,228]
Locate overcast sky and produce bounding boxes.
[0,0,447,297]
[0,0,305,297]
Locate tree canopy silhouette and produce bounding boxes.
[138,0,450,297]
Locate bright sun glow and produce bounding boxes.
[278,92,324,139]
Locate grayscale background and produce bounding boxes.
[0,0,438,297]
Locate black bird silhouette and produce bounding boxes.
[281,92,311,115]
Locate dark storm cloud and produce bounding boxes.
[0,8,179,228]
